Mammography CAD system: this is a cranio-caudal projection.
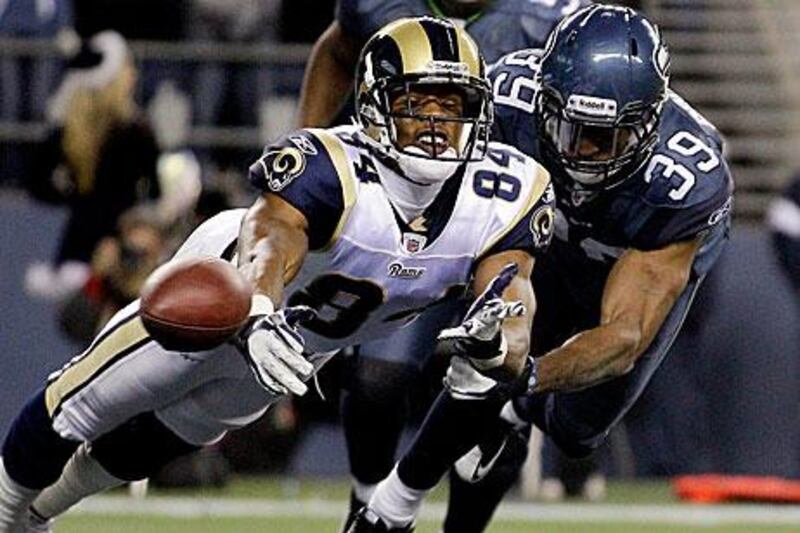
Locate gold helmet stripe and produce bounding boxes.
[383,19,434,74]
[456,29,482,76]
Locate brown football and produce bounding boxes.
[139,256,253,351]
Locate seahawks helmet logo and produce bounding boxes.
[653,39,671,82]
[530,204,555,249]
[257,147,306,192]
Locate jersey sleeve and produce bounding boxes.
[483,181,556,259]
[248,129,351,250]
[488,50,541,151]
[633,161,734,250]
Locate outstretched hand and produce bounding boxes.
[437,263,526,367]
[235,299,318,396]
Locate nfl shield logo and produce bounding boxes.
[402,233,427,254]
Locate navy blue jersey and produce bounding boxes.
[489,49,734,302]
[337,0,588,63]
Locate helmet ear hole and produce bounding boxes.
[630,38,639,57]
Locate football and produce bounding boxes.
[139,256,253,351]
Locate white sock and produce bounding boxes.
[352,479,377,504]
[0,457,41,533]
[367,466,428,529]
[31,443,126,519]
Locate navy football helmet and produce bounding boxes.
[535,5,670,190]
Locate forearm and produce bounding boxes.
[237,198,308,305]
[297,25,356,127]
[532,241,699,393]
[533,321,640,393]
[498,316,531,378]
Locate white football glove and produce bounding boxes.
[438,263,526,369]
[235,295,317,396]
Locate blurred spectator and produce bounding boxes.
[58,205,171,344]
[73,0,189,105]
[767,172,800,292]
[0,0,73,186]
[0,0,73,121]
[187,0,282,168]
[24,31,161,299]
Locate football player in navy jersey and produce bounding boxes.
[350,5,733,532]
[0,18,554,532]
[298,0,588,128]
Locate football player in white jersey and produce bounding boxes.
[0,17,553,532]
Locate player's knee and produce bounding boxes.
[89,412,199,481]
[511,395,607,459]
[547,421,608,459]
[344,356,415,406]
[2,390,80,489]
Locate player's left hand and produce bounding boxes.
[437,263,526,369]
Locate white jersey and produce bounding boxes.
[43,125,554,448]
[249,125,555,352]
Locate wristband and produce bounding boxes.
[250,293,275,316]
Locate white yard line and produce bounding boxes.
[71,496,800,526]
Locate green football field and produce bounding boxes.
[55,516,800,533]
[49,477,800,532]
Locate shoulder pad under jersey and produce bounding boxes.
[248,128,357,249]
[476,142,555,259]
[638,92,732,210]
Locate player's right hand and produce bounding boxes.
[437,263,526,369]
[234,295,317,396]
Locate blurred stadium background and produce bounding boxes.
[1,0,800,531]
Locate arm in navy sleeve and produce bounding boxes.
[248,130,346,250]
